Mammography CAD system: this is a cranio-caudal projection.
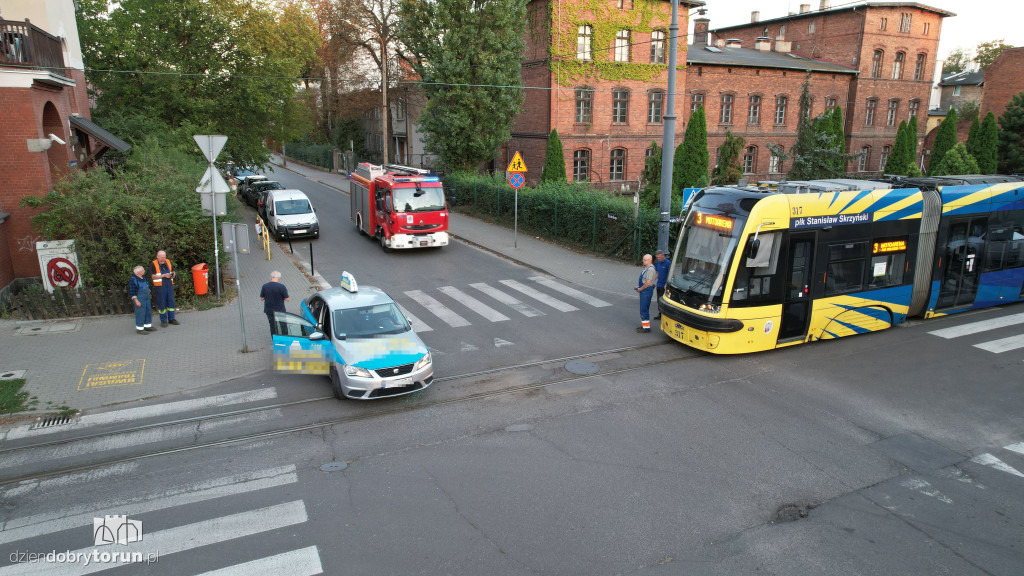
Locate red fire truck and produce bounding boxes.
[349,163,450,252]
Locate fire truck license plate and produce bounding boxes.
[420,241,428,246]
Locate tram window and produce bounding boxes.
[825,241,867,295]
[732,232,782,304]
[868,252,906,288]
[1007,226,1024,268]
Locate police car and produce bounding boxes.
[272,272,433,399]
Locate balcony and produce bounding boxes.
[1,19,65,72]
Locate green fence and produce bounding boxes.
[442,173,684,264]
[282,143,335,171]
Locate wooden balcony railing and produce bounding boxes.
[0,18,66,72]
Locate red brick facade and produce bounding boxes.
[980,47,1024,124]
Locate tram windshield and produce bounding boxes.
[669,209,746,308]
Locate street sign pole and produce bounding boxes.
[222,223,251,353]
[506,152,529,250]
[194,135,229,299]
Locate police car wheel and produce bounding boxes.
[329,366,346,400]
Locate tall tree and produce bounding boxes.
[933,143,980,176]
[975,39,1013,69]
[639,142,662,208]
[907,115,920,170]
[929,108,959,175]
[978,112,999,174]
[786,74,818,180]
[674,105,709,192]
[77,0,320,167]
[942,48,970,74]
[541,129,566,183]
[711,132,744,185]
[399,0,527,171]
[829,106,847,176]
[966,112,982,162]
[884,120,909,175]
[998,92,1024,174]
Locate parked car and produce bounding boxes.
[242,180,283,208]
[271,272,433,400]
[264,189,319,240]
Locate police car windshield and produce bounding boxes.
[393,187,445,212]
[275,199,312,215]
[332,303,410,339]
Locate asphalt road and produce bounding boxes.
[0,166,1021,575]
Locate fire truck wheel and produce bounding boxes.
[379,233,392,253]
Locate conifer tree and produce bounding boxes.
[640,142,662,208]
[998,92,1024,174]
[884,120,909,175]
[830,106,847,176]
[674,105,710,193]
[540,129,566,183]
[966,112,981,161]
[907,115,920,171]
[933,142,980,176]
[978,112,999,173]
[711,132,744,185]
[929,108,958,175]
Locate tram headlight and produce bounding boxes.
[699,303,721,314]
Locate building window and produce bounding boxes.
[887,100,899,126]
[610,148,626,181]
[914,54,927,81]
[803,98,813,120]
[573,149,590,182]
[577,25,592,60]
[923,22,930,36]
[648,91,664,123]
[908,99,919,120]
[395,98,406,121]
[769,147,783,173]
[899,13,912,33]
[614,30,631,62]
[880,146,891,171]
[775,96,788,125]
[748,95,761,124]
[859,146,870,171]
[646,144,657,159]
[871,50,883,78]
[742,146,757,174]
[575,87,594,123]
[612,89,629,123]
[809,21,815,34]
[865,99,877,126]
[690,93,704,116]
[779,25,786,38]
[953,85,961,96]
[893,52,905,79]
[720,94,733,124]
[825,97,837,109]
[879,17,888,31]
[650,30,665,64]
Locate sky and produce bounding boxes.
[691,0,1024,62]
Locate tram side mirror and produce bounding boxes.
[748,238,761,261]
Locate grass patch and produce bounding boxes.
[0,379,36,414]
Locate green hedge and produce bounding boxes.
[442,173,684,263]
[283,142,335,170]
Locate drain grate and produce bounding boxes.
[30,414,75,430]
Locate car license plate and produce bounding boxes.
[294,229,307,234]
[394,376,413,387]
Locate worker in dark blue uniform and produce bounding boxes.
[152,250,179,327]
[654,250,671,319]
[128,265,156,335]
[635,254,656,333]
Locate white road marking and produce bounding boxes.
[499,280,579,312]
[395,303,433,332]
[900,478,953,504]
[0,501,308,576]
[405,290,470,328]
[469,283,544,317]
[927,312,1024,339]
[460,342,479,352]
[494,338,514,347]
[0,426,194,469]
[4,389,278,440]
[1004,442,1024,455]
[971,453,1024,478]
[973,334,1024,353]
[528,276,611,307]
[0,465,298,544]
[438,286,509,322]
[195,546,323,576]
[0,463,138,499]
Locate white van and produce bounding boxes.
[265,189,320,240]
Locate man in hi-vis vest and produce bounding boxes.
[152,250,179,327]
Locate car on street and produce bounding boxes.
[241,179,284,208]
[272,272,434,400]
[264,189,319,240]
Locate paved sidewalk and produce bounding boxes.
[0,228,320,413]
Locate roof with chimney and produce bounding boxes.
[939,70,984,86]
[686,43,858,74]
[711,2,955,34]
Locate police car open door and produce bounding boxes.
[271,311,333,374]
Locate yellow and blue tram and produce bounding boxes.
[660,175,1024,353]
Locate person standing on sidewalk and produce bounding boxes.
[152,250,179,327]
[260,271,290,334]
[635,254,657,333]
[653,250,671,319]
[128,266,156,335]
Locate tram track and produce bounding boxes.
[0,341,700,486]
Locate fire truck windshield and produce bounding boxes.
[394,187,445,213]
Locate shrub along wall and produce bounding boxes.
[442,172,684,263]
[283,142,335,170]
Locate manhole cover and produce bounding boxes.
[565,361,599,375]
[320,461,348,472]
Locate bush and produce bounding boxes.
[284,142,336,170]
[442,172,684,262]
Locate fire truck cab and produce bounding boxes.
[350,163,449,252]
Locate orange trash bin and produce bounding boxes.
[191,263,209,295]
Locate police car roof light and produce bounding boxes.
[340,271,358,293]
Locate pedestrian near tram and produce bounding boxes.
[128,266,156,335]
[260,270,290,334]
[654,249,671,319]
[635,254,657,333]
[152,250,179,327]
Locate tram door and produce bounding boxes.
[779,234,815,341]
[936,218,987,309]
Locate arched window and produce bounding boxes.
[648,90,664,123]
[573,149,591,182]
[914,54,927,81]
[908,99,920,121]
[614,30,631,62]
[742,146,757,174]
[650,30,666,63]
[690,93,705,116]
[880,146,891,171]
[769,146,784,173]
[886,100,899,126]
[774,96,788,125]
[858,146,871,171]
[610,148,626,181]
[612,89,630,123]
[871,50,884,78]
[865,98,877,126]
[720,94,734,124]
[577,26,592,60]
[575,86,594,123]
[748,95,761,124]
[892,51,905,79]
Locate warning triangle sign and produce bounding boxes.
[506,151,528,173]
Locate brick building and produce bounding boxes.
[0,0,129,300]
[937,69,983,113]
[980,46,1024,124]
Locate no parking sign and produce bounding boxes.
[36,240,82,292]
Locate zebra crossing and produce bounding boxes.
[0,464,323,575]
[926,311,1024,356]
[396,276,614,332]
[971,441,1024,479]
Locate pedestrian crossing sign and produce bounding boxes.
[506,152,527,173]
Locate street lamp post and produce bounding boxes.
[340,19,388,165]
